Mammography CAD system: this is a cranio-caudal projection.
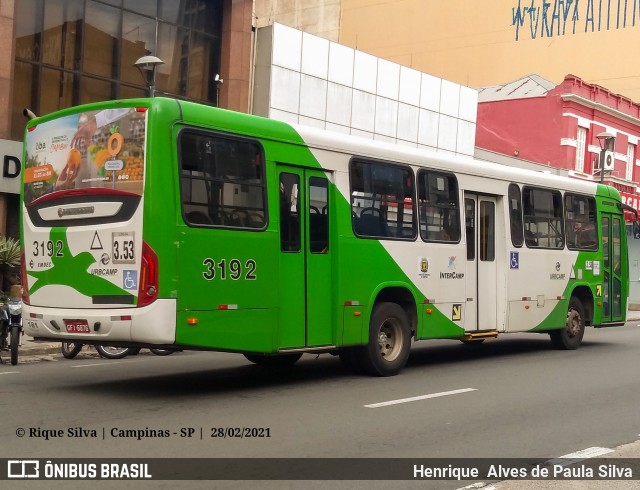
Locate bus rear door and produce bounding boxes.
[277,165,333,348]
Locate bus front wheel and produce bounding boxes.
[357,302,411,376]
[549,297,585,350]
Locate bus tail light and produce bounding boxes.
[138,241,158,307]
[20,250,30,305]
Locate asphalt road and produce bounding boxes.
[2,323,640,489]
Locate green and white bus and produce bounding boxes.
[21,98,635,375]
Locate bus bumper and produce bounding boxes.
[23,299,177,344]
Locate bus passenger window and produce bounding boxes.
[418,170,460,243]
[523,187,564,249]
[349,160,416,240]
[508,183,524,247]
[564,193,597,251]
[280,173,301,252]
[179,131,266,230]
[309,177,329,253]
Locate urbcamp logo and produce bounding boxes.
[100,253,110,265]
[419,257,430,279]
[551,262,565,280]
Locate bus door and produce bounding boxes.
[600,213,625,323]
[464,194,498,330]
[277,165,333,348]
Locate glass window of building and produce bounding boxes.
[575,126,586,173]
[13,0,223,141]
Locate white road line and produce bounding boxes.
[71,362,127,368]
[365,388,477,408]
[0,371,19,375]
[547,446,614,466]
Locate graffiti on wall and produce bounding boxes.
[512,0,640,40]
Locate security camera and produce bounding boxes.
[23,108,37,120]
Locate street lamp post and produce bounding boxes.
[596,131,616,183]
[214,74,223,107]
[134,55,165,97]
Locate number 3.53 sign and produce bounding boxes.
[112,232,135,264]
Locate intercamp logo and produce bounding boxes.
[7,460,39,478]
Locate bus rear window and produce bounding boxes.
[179,130,266,229]
[24,108,146,206]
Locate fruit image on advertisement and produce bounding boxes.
[54,148,82,190]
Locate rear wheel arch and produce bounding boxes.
[371,286,418,337]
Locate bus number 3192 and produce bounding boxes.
[202,258,257,281]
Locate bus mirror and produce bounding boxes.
[634,221,640,239]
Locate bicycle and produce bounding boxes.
[61,342,178,359]
[61,342,131,360]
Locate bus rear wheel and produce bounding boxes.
[549,297,585,350]
[357,302,411,376]
[243,353,302,367]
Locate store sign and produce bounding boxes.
[620,191,640,222]
[0,139,22,194]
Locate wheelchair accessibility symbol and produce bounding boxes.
[510,252,519,270]
[123,270,138,290]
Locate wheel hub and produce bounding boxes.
[377,321,401,361]
[566,309,581,337]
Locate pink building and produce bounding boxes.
[476,74,640,214]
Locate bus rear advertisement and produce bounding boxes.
[21,98,635,376]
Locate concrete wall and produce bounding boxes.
[254,0,341,41]
[253,23,478,157]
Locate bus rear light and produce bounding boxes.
[137,241,158,307]
[217,304,238,310]
[136,107,148,112]
[20,250,30,305]
[27,125,37,132]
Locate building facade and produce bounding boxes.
[476,74,640,304]
[255,0,640,105]
[0,0,254,241]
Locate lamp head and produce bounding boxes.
[596,131,616,150]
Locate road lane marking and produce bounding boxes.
[547,447,614,466]
[365,388,477,408]
[0,371,19,375]
[71,362,127,368]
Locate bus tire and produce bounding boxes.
[61,341,83,359]
[357,302,411,376]
[243,353,302,367]
[549,297,585,350]
[149,348,175,356]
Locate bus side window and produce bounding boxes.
[280,173,301,252]
[418,170,460,243]
[309,177,329,253]
[508,183,524,247]
[565,193,597,250]
[179,131,267,230]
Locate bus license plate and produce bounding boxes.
[64,319,90,334]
